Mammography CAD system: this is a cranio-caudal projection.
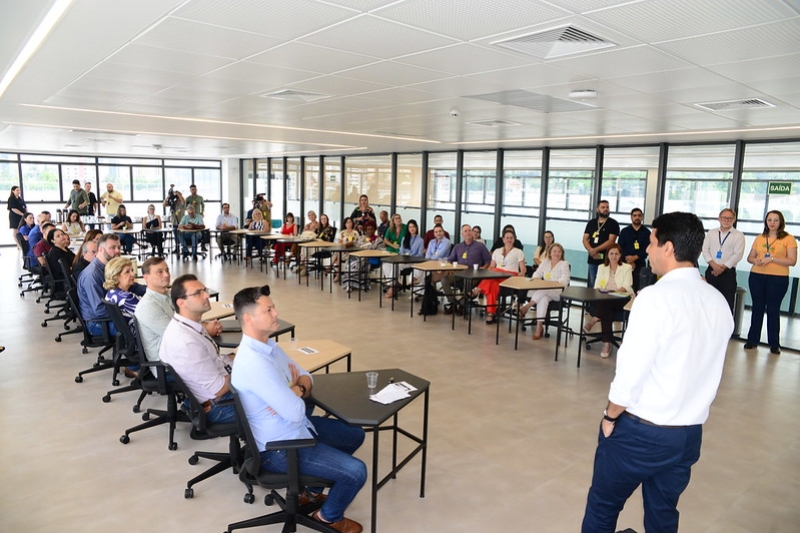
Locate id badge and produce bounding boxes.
[634,241,640,250]
[593,236,599,244]
[544,272,552,280]
[462,252,467,259]
[765,253,771,258]
[716,250,723,259]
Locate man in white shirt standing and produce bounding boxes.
[701,208,745,314]
[581,212,733,533]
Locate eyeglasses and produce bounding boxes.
[183,287,210,298]
[719,216,734,221]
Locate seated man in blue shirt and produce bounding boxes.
[77,233,145,336]
[178,204,205,261]
[437,224,492,314]
[231,285,366,533]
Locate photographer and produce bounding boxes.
[255,193,273,228]
[163,185,185,255]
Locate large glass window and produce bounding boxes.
[270,159,284,226]
[304,158,320,224]
[21,163,60,202]
[193,168,221,200]
[344,155,391,221]
[601,146,656,220]
[426,152,457,236]
[664,144,735,225]
[0,161,21,246]
[396,154,422,226]
[323,157,342,229]
[462,151,496,246]
[60,165,96,202]
[164,168,190,199]
[544,148,597,280]
[131,167,163,203]
[286,158,301,224]
[501,150,542,258]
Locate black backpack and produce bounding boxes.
[419,280,439,316]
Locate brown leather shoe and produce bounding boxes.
[298,491,327,507]
[310,511,363,533]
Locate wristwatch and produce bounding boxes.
[603,409,619,423]
[297,384,307,395]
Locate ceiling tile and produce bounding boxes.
[173,0,358,39]
[283,75,391,98]
[107,43,232,76]
[203,62,320,88]
[300,15,458,59]
[706,53,800,83]
[135,17,284,60]
[396,43,534,75]
[374,0,570,40]
[550,45,692,78]
[467,63,592,89]
[247,42,379,74]
[745,76,800,97]
[79,62,192,88]
[338,61,451,86]
[585,0,797,43]
[609,67,735,94]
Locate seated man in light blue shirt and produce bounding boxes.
[178,204,205,261]
[231,285,366,533]
[424,224,451,261]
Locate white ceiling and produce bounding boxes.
[0,0,799,159]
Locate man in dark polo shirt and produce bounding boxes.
[583,200,620,289]
[434,224,491,314]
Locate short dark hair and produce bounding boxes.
[233,285,271,321]
[97,233,120,249]
[222,203,230,208]
[171,274,198,310]
[190,183,197,188]
[631,208,643,216]
[651,212,705,264]
[72,179,81,186]
[46,228,63,244]
[141,257,166,275]
[597,199,609,207]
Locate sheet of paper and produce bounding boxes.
[369,382,417,405]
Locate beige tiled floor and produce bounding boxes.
[1,250,799,533]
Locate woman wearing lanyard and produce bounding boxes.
[745,210,797,354]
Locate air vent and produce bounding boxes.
[695,98,775,111]
[468,119,521,127]
[260,89,331,102]
[492,25,616,59]
[373,130,423,138]
[466,89,596,113]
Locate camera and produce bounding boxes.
[450,108,460,117]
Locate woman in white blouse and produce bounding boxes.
[472,229,526,324]
[520,243,571,340]
[584,243,633,357]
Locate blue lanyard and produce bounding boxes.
[718,230,730,250]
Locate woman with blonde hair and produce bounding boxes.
[520,243,571,340]
[104,256,141,377]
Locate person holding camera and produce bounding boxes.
[163,186,185,255]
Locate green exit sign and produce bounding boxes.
[769,182,792,195]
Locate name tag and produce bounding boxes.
[599,279,606,288]
[598,253,604,260]
[544,272,552,280]
[634,241,639,250]
[765,253,771,258]
[716,250,723,259]
[462,252,467,259]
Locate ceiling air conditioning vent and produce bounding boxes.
[695,98,775,111]
[492,25,616,59]
[260,89,331,102]
[468,119,521,127]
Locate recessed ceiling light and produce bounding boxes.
[568,89,598,99]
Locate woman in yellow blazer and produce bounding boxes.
[584,244,633,358]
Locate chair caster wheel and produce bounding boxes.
[55,336,62,342]
[41,322,47,327]
[120,435,130,444]
[132,405,140,413]
[169,442,178,451]
[142,413,150,421]
[82,348,88,354]
[102,395,111,403]
[184,488,194,499]
[75,376,83,383]
[188,455,199,465]
[264,494,274,506]
[112,379,119,386]
[244,493,255,504]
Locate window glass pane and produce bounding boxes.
[502,150,542,257]
[601,146,656,220]
[286,158,301,220]
[344,155,391,218]
[164,159,220,168]
[164,168,191,198]
[0,153,18,161]
[98,157,160,166]
[426,152,457,236]
[305,159,319,204]
[664,144,735,225]
[253,159,266,202]
[396,154,422,226]
[270,159,284,225]
[21,154,95,164]
[323,157,342,228]
[99,166,132,205]
[21,163,60,202]
[193,168,221,200]
[61,165,97,202]
[132,167,163,203]
[0,162,21,246]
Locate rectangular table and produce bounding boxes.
[297,240,338,289]
[202,301,235,321]
[556,286,632,367]
[216,318,296,348]
[411,261,468,320]
[454,269,514,333]
[379,255,427,311]
[497,277,565,349]
[310,369,429,533]
[347,249,395,301]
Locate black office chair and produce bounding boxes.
[67,288,115,382]
[163,367,241,498]
[16,233,42,296]
[54,258,82,342]
[41,253,71,328]
[225,385,337,533]
[101,301,146,397]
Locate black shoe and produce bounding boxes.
[770,346,781,354]
[192,255,198,262]
[743,343,756,349]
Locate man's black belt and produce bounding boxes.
[623,411,691,428]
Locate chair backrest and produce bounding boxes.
[15,232,30,256]
[230,385,263,479]
[101,300,141,364]
[68,287,111,346]
[166,365,213,433]
[58,257,75,291]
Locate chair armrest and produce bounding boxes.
[265,438,317,451]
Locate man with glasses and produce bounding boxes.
[215,203,239,258]
[159,274,234,423]
[701,208,745,314]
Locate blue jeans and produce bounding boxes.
[260,415,366,523]
[581,414,702,533]
[181,231,198,257]
[118,233,135,254]
[587,263,599,289]
[747,272,789,348]
[87,320,117,337]
[185,391,236,424]
[245,235,264,258]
